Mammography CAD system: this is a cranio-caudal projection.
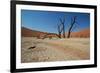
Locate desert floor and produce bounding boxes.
[21,37,90,63]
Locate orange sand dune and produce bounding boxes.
[22,27,90,38]
[68,28,90,38]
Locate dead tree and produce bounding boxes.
[59,17,66,38]
[67,16,77,38]
[57,16,66,38]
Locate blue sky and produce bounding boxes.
[21,10,90,33]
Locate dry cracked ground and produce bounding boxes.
[21,37,90,63]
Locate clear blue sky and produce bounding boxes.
[21,9,90,33]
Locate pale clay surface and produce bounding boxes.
[21,37,90,63]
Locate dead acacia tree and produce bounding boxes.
[67,16,78,38]
[59,17,66,38]
[57,16,66,38]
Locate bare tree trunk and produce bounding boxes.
[57,24,62,38]
[63,24,66,38]
[67,16,77,38]
[67,29,71,38]
[58,32,61,38]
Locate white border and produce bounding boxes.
[16,4,94,69]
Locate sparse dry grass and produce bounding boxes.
[21,37,90,63]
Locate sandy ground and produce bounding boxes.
[21,37,90,63]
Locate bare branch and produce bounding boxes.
[67,16,78,38]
